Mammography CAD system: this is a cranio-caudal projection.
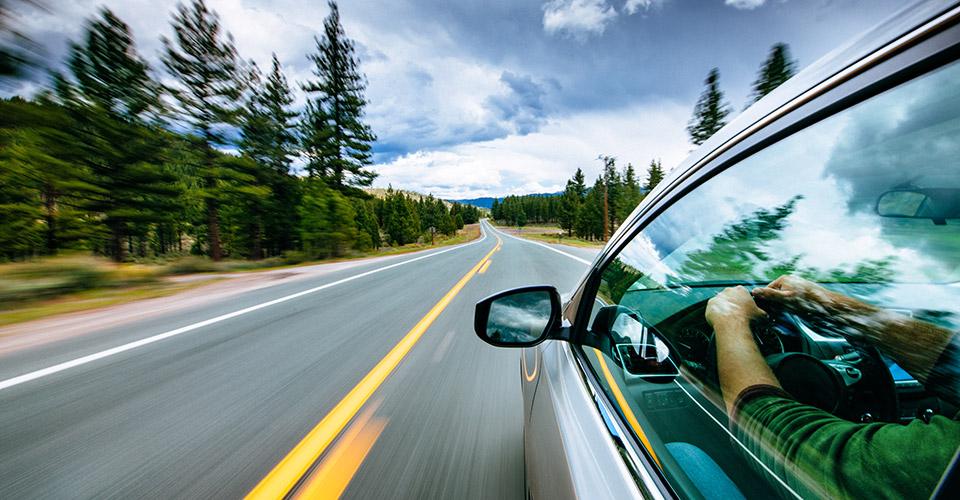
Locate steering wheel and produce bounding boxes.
[705,301,900,423]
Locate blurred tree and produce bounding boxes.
[300,0,376,189]
[240,55,299,258]
[162,0,248,260]
[64,8,179,261]
[687,68,731,146]
[0,98,93,258]
[351,197,380,250]
[0,0,42,82]
[748,43,797,105]
[299,180,357,257]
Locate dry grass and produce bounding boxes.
[0,225,483,326]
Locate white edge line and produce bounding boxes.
[487,223,593,265]
[0,226,491,392]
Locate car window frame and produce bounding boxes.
[567,9,960,497]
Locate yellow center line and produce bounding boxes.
[591,348,662,468]
[477,259,492,274]
[292,401,387,500]
[246,235,503,500]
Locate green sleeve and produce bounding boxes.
[734,390,960,499]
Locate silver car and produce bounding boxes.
[475,2,960,498]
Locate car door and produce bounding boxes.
[567,14,960,500]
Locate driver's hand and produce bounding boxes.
[752,275,835,314]
[706,286,766,333]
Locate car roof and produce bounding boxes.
[653,0,959,207]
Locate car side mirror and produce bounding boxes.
[474,285,562,348]
[591,305,679,382]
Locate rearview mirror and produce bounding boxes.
[474,285,561,347]
[876,188,960,225]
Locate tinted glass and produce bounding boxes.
[583,60,960,499]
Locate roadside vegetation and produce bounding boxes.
[0,223,481,327]
[0,0,481,267]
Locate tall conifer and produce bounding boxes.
[687,68,731,146]
[300,1,377,189]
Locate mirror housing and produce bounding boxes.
[590,305,680,382]
[474,285,562,348]
[876,188,960,225]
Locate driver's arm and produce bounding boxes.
[706,285,960,499]
[705,286,781,414]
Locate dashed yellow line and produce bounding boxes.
[292,402,387,500]
[246,235,503,500]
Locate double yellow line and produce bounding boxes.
[247,235,502,499]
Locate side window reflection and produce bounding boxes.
[582,60,960,500]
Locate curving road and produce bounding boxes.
[0,220,596,499]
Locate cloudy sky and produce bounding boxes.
[12,0,908,198]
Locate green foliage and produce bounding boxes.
[644,158,664,192]
[300,1,376,189]
[162,0,248,260]
[239,54,299,258]
[299,180,357,257]
[687,68,731,146]
[576,176,605,240]
[0,1,475,267]
[748,43,797,105]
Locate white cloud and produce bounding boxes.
[542,0,618,40]
[372,100,691,199]
[623,0,663,15]
[725,0,767,10]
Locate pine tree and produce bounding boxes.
[687,68,731,146]
[577,176,605,240]
[241,54,299,257]
[299,180,357,257]
[600,155,620,236]
[644,158,665,192]
[559,179,580,237]
[0,98,94,257]
[572,168,587,199]
[65,8,179,261]
[619,163,642,222]
[162,0,248,260]
[748,43,796,105]
[300,1,377,189]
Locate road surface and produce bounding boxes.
[0,220,597,499]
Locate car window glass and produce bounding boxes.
[582,60,960,499]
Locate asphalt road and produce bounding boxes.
[0,220,597,499]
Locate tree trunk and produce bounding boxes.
[42,186,57,255]
[251,214,263,260]
[207,198,222,261]
[111,223,125,262]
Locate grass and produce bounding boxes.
[0,279,216,328]
[492,222,605,249]
[0,224,482,327]
[518,231,606,249]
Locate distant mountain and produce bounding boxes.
[449,192,562,209]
